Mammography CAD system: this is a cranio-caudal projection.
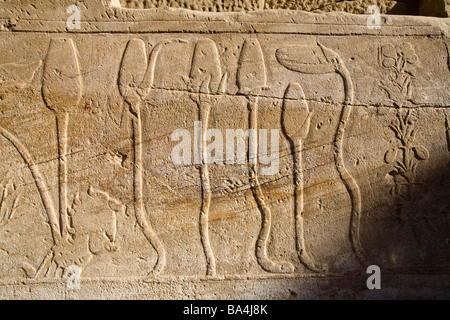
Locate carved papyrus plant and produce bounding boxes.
[277,42,366,267]
[238,38,295,274]
[385,111,429,198]
[380,43,432,265]
[381,43,428,201]
[119,38,185,275]
[187,38,227,277]
[384,111,430,264]
[119,38,166,275]
[42,38,83,241]
[379,42,418,108]
[282,83,328,273]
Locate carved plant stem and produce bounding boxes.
[56,112,69,240]
[282,82,326,272]
[131,101,166,275]
[197,97,216,276]
[119,39,184,275]
[42,38,82,244]
[334,67,366,265]
[292,143,327,272]
[248,96,294,274]
[276,43,366,265]
[0,126,60,244]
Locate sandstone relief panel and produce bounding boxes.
[0,0,449,299]
[119,0,449,16]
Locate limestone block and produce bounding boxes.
[0,0,449,299]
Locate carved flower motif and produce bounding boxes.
[381,44,396,68]
[380,42,418,71]
[384,111,429,197]
[398,42,418,64]
[380,42,418,107]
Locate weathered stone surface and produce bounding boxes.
[0,0,449,299]
[119,0,449,17]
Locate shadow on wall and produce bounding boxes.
[117,0,449,17]
[364,165,450,270]
[286,164,450,299]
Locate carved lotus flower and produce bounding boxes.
[380,42,418,70]
[398,42,418,64]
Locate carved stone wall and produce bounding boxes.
[119,0,449,16]
[0,0,449,299]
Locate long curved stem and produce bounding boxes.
[56,112,69,240]
[198,98,216,276]
[248,96,294,274]
[335,68,366,265]
[131,101,166,275]
[0,125,60,244]
[293,142,327,272]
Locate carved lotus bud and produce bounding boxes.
[413,145,430,161]
[237,38,266,95]
[189,38,226,95]
[384,147,398,164]
[42,38,82,114]
[118,38,148,107]
[282,83,313,142]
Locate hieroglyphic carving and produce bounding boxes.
[1,119,125,280]
[0,175,21,230]
[381,42,432,264]
[282,83,327,273]
[119,38,186,275]
[238,39,295,274]
[23,187,124,278]
[277,43,366,266]
[0,61,42,91]
[379,42,418,108]
[119,38,165,275]
[0,37,127,279]
[187,38,227,276]
[0,126,60,243]
[384,111,430,197]
[384,110,431,262]
[42,38,83,241]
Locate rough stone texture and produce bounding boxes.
[119,0,449,16]
[0,0,449,299]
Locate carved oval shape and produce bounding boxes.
[413,145,430,160]
[42,38,82,113]
[384,148,398,164]
[276,45,335,74]
[189,38,222,94]
[236,38,266,95]
[118,38,148,105]
[282,83,312,141]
